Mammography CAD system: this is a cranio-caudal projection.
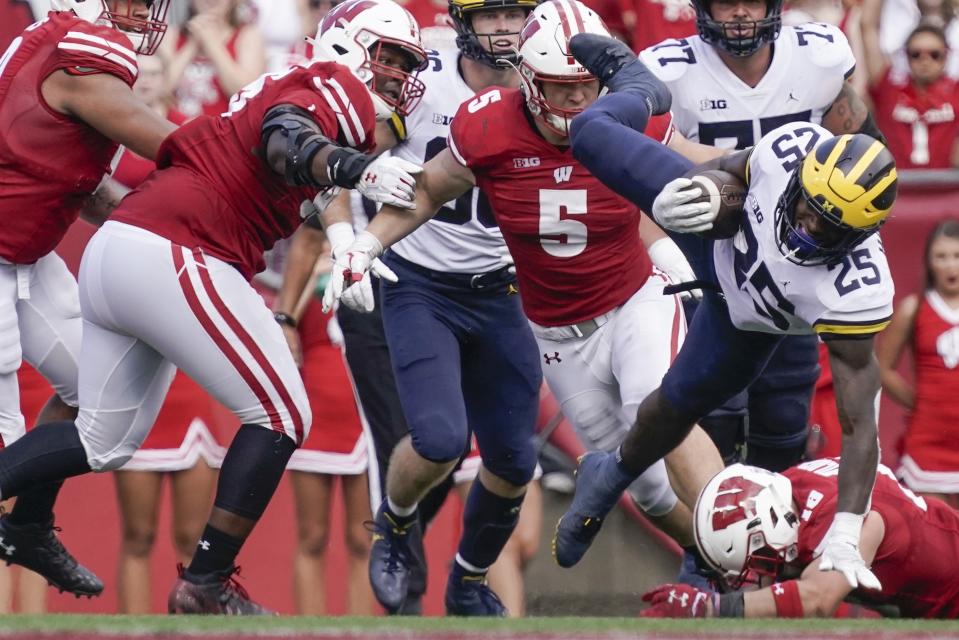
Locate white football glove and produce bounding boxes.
[322,231,398,313]
[355,156,423,210]
[652,177,716,234]
[647,237,700,301]
[818,512,882,591]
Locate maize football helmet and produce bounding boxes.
[776,133,898,266]
[694,464,800,589]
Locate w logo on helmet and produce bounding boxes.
[320,0,379,33]
[710,477,765,531]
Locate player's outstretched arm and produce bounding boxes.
[324,148,475,313]
[570,94,693,213]
[821,334,883,590]
[363,147,476,249]
[261,104,421,210]
[43,70,176,160]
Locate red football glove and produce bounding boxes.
[640,583,716,618]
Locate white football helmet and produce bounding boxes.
[517,0,609,137]
[50,0,171,55]
[694,463,800,588]
[314,0,427,119]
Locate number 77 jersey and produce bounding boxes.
[715,122,894,337]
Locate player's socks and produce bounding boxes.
[185,525,244,580]
[0,420,91,500]
[456,480,524,570]
[7,480,64,526]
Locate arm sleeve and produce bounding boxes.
[569,91,693,213]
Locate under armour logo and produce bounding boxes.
[198,539,211,551]
[543,352,562,365]
[773,583,785,595]
[367,173,377,184]
[554,166,573,183]
[670,590,690,607]
[0,538,14,557]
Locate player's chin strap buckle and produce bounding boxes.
[663,280,721,296]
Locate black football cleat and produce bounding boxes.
[569,33,672,114]
[444,563,507,617]
[0,514,102,597]
[168,564,273,615]
[367,501,422,613]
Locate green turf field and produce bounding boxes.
[0,616,956,639]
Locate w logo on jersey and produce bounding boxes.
[554,166,573,183]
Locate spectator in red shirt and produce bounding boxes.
[619,0,695,52]
[861,14,959,168]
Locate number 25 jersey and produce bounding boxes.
[640,22,856,150]
[714,122,893,337]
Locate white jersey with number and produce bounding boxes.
[390,47,503,273]
[639,22,856,149]
[713,122,894,336]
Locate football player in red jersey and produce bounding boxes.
[326,0,725,549]
[0,0,428,614]
[641,460,959,619]
[0,0,172,598]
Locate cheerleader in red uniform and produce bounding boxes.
[878,219,959,509]
[110,53,224,614]
[162,0,266,119]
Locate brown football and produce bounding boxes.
[682,168,747,239]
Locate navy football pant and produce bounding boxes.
[380,253,541,488]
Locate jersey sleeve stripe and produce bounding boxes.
[56,42,137,75]
[325,77,367,147]
[64,30,136,64]
[813,316,892,335]
[447,134,468,166]
[314,79,358,147]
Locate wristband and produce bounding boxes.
[647,237,687,272]
[716,591,745,618]
[831,511,866,545]
[326,147,374,189]
[273,312,297,329]
[771,580,804,618]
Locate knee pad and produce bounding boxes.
[480,441,538,488]
[626,459,678,517]
[408,413,469,464]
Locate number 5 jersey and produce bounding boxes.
[714,122,894,337]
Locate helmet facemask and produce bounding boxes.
[520,67,600,137]
[363,39,427,117]
[775,134,897,267]
[450,0,537,68]
[692,0,783,57]
[103,0,171,55]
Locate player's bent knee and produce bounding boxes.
[408,417,469,464]
[627,461,678,517]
